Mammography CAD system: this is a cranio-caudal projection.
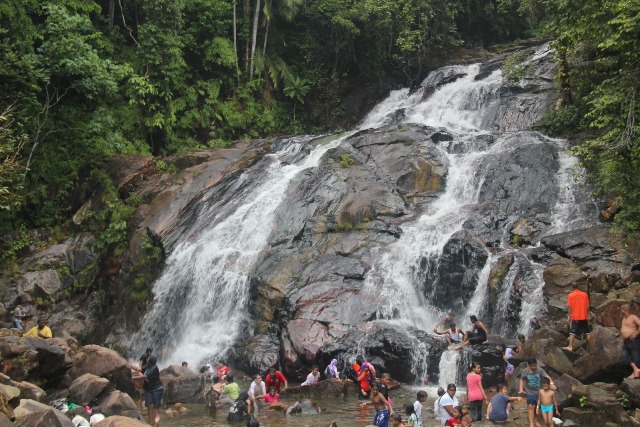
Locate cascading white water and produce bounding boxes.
[130,135,343,366]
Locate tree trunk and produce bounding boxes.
[244,0,250,75]
[233,0,238,69]
[262,16,270,58]
[108,0,115,30]
[249,0,261,79]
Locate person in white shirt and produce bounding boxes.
[67,410,90,427]
[438,383,460,426]
[248,374,267,399]
[413,390,427,427]
[301,366,320,386]
[433,387,445,420]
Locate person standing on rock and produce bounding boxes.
[453,315,489,350]
[133,354,164,427]
[518,358,555,427]
[265,367,288,393]
[465,362,488,421]
[23,316,52,339]
[563,282,591,352]
[619,303,640,378]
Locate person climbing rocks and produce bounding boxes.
[619,303,640,378]
[563,282,591,352]
[12,303,25,332]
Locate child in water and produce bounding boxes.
[445,406,463,426]
[404,402,418,426]
[391,413,404,426]
[536,378,560,427]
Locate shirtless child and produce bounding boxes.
[536,379,559,427]
[619,304,640,378]
[360,383,394,427]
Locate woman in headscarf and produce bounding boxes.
[325,359,339,379]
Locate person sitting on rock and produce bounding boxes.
[264,367,288,393]
[433,313,454,336]
[23,316,52,339]
[12,304,25,332]
[217,360,230,382]
[301,366,320,386]
[67,409,90,427]
[444,323,463,346]
[453,315,488,350]
[487,383,521,422]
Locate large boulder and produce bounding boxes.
[70,345,135,395]
[570,383,632,426]
[569,326,627,382]
[14,408,74,427]
[620,378,640,408]
[0,336,71,387]
[0,373,45,402]
[160,365,206,404]
[97,390,142,419]
[68,373,112,406]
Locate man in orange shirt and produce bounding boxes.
[563,282,591,351]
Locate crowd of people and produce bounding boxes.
[4,281,640,427]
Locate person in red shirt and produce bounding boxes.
[216,360,230,381]
[563,282,591,351]
[357,364,374,399]
[264,367,288,392]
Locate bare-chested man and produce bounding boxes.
[620,304,640,378]
[360,383,393,427]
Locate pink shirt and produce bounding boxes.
[466,373,484,401]
[264,393,279,403]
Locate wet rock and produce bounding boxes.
[97,390,141,419]
[160,365,206,404]
[285,399,321,415]
[68,373,112,406]
[425,230,488,312]
[456,346,505,388]
[245,335,280,374]
[280,379,348,398]
[14,408,73,427]
[93,415,150,426]
[70,345,135,396]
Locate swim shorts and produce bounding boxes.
[526,393,538,406]
[540,404,554,413]
[569,320,590,337]
[145,387,164,407]
[374,409,390,427]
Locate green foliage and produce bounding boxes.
[578,395,589,408]
[502,51,533,81]
[529,0,640,233]
[543,105,583,135]
[0,104,27,212]
[339,154,356,168]
[0,224,37,267]
[156,159,178,174]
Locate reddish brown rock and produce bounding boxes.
[94,415,151,427]
[70,345,135,395]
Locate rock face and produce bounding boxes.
[0,336,72,388]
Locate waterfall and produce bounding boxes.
[130,135,343,366]
[130,46,597,381]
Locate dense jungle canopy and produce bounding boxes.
[0,0,638,238]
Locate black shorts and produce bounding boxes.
[468,332,486,344]
[569,320,590,337]
[622,337,640,366]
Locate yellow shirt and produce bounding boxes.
[24,325,52,339]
